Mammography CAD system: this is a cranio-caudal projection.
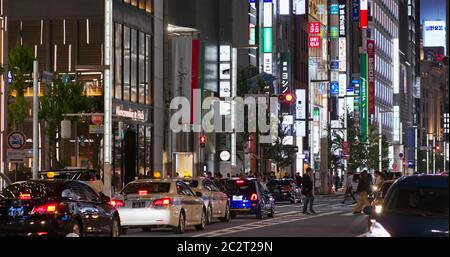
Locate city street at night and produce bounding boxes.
[122,195,368,238]
[0,0,448,244]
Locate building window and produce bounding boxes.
[131,29,138,103]
[139,32,146,104]
[115,23,123,100]
[123,26,131,101]
[146,34,152,105]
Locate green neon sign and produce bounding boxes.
[360,54,368,143]
[264,27,272,53]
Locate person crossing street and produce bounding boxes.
[352,170,371,214]
[301,168,315,215]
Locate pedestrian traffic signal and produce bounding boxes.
[200,135,206,147]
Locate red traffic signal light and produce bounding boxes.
[200,135,206,147]
[279,93,295,103]
[436,145,440,153]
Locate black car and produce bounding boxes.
[364,175,448,237]
[0,180,120,237]
[226,178,275,219]
[267,179,302,203]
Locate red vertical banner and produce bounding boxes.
[367,40,375,116]
[360,0,368,29]
[191,39,200,125]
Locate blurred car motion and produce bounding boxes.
[0,180,120,237]
[364,175,449,237]
[111,179,207,234]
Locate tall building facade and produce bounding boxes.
[2,0,164,194]
[369,0,400,170]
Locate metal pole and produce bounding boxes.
[444,140,446,172]
[426,135,430,174]
[433,135,436,174]
[32,60,39,179]
[379,115,382,172]
[231,48,237,169]
[414,126,418,173]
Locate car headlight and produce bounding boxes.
[375,205,383,214]
[372,185,378,191]
[368,222,391,237]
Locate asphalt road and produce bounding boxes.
[122,194,369,237]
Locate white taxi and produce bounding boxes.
[110,179,207,234]
[181,177,230,224]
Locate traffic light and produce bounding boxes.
[279,93,295,103]
[200,135,206,147]
[436,145,440,153]
[279,93,295,114]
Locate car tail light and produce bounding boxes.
[236,180,245,185]
[19,193,31,200]
[109,199,125,208]
[138,190,148,196]
[250,193,258,201]
[152,198,172,207]
[31,203,60,214]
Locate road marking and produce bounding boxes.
[340,212,355,216]
[356,232,369,237]
[192,211,342,237]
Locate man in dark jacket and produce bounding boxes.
[352,170,371,214]
[302,168,315,214]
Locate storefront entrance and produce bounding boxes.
[124,129,137,185]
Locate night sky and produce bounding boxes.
[420,0,447,24]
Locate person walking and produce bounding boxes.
[295,172,303,187]
[352,170,371,214]
[301,168,315,214]
[342,172,356,204]
[333,172,340,192]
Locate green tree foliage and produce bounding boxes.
[39,76,92,168]
[366,123,390,171]
[263,124,297,174]
[7,44,34,129]
[346,113,368,172]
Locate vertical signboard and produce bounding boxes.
[367,40,375,116]
[263,28,273,52]
[263,53,273,74]
[280,53,291,94]
[352,0,360,22]
[338,1,346,37]
[295,89,306,120]
[338,38,346,72]
[293,0,306,15]
[219,45,231,97]
[279,0,290,15]
[360,54,368,142]
[360,0,368,29]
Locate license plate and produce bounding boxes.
[8,206,25,218]
[132,201,146,208]
[232,195,243,201]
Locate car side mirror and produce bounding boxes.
[99,192,110,203]
[195,191,203,197]
[363,206,375,215]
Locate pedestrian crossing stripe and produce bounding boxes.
[192,211,342,237]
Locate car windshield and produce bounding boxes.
[384,187,449,218]
[121,182,171,195]
[0,181,62,200]
[225,180,256,195]
[183,180,199,188]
